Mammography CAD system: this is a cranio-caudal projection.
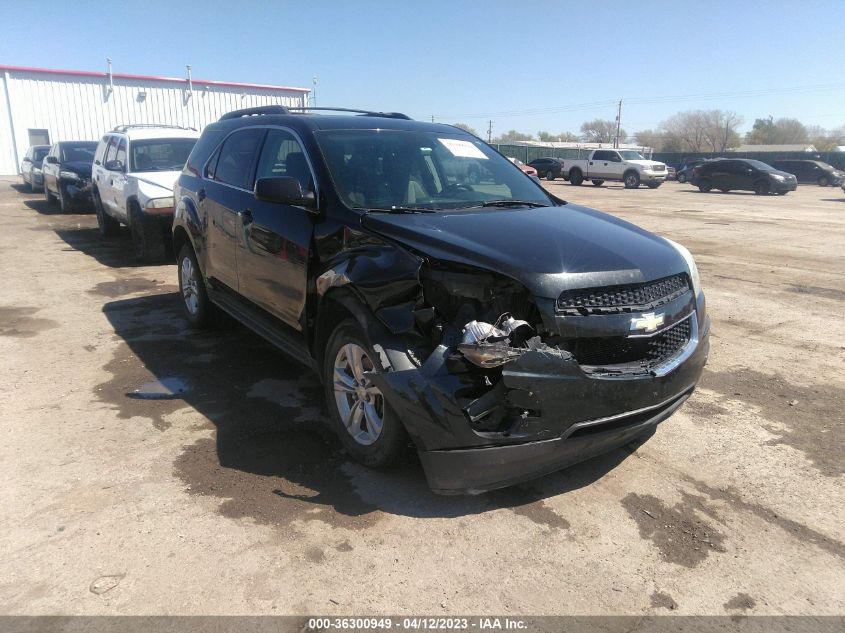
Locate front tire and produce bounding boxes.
[545,171,555,181]
[323,319,408,468]
[678,172,687,183]
[647,182,661,189]
[698,178,712,193]
[624,171,641,189]
[57,185,72,214]
[44,183,55,205]
[130,203,166,263]
[818,176,829,187]
[177,244,212,329]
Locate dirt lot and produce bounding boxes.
[0,177,843,616]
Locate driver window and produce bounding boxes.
[115,140,127,168]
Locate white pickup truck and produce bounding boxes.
[564,149,668,189]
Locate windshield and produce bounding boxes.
[619,150,645,160]
[745,159,775,171]
[130,138,197,172]
[61,142,97,163]
[314,130,553,211]
[33,148,49,162]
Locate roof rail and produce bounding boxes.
[218,105,290,121]
[112,123,196,132]
[288,106,412,120]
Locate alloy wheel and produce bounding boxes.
[180,255,200,316]
[333,343,384,446]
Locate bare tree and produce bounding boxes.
[661,110,743,152]
[580,119,625,143]
[452,123,479,136]
[492,130,535,143]
[634,129,663,150]
[538,130,579,142]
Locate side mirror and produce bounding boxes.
[22,157,31,163]
[254,177,316,210]
[104,159,125,172]
[45,156,58,164]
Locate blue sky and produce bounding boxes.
[2,0,843,136]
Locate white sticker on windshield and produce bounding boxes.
[438,138,488,159]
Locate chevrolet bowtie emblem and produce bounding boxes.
[631,312,665,333]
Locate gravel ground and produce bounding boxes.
[0,177,842,616]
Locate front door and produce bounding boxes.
[237,128,315,331]
[203,127,266,293]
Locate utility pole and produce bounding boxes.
[487,120,493,143]
[431,115,435,123]
[312,76,318,107]
[614,100,622,148]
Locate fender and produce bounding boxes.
[173,195,206,270]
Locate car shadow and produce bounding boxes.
[9,182,33,193]
[100,292,649,522]
[51,222,173,268]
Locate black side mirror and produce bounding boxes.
[22,157,31,163]
[104,160,124,172]
[45,156,58,164]
[254,177,316,210]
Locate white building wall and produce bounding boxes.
[0,67,309,174]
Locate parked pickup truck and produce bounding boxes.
[564,149,668,189]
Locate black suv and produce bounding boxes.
[173,106,709,494]
[41,141,98,212]
[527,157,564,181]
[770,159,845,187]
[692,158,797,195]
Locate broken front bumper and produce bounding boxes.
[368,313,710,494]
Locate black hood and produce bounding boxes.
[361,204,688,299]
[61,161,93,178]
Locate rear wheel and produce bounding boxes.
[130,203,166,262]
[569,169,583,186]
[323,319,408,468]
[624,171,640,189]
[545,170,555,181]
[776,191,788,196]
[698,178,712,193]
[677,172,687,183]
[591,179,605,186]
[754,181,770,195]
[94,191,121,237]
[818,176,829,187]
[177,244,211,329]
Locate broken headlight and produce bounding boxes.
[665,238,702,298]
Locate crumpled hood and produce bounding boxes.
[133,170,180,196]
[361,204,688,299]
[61,161,93,178]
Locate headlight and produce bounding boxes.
[770,174,786,181]
[665,238,702,298]
[144,197,174,212]
[59,170,80,180]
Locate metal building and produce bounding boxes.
[0,64,310,175]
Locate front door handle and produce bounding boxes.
[240,209,253,225]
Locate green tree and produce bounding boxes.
[745,117,808,145]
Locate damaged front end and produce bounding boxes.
[355,257,709,495]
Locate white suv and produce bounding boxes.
[92,125,199,261]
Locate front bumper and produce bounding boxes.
[62,178,93,202]
[369,308,710,494]
[641,171,667,183]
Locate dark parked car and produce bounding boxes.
[20,145,50,191]
[676,159,705,184]
[770,160,845,187]
[692,158,797,195]
[527,157,564,181]
[172,105,709,494]
[41,141,98,212]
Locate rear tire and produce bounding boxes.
[130,203,166,263]
[323,318,408,468]
[698,178,712,193]
[94,191,121,237]
[177,244,212,329]
[569,169,583,186]
[545,171,555,181]
[677,172,687,183]
[818,176,829,187]
[591,179,604,186]
[624,171,640,189]
[754,181,770,195]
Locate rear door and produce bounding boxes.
[237,127,316,330]
[202,127,266,293]
[590,150,615,179]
